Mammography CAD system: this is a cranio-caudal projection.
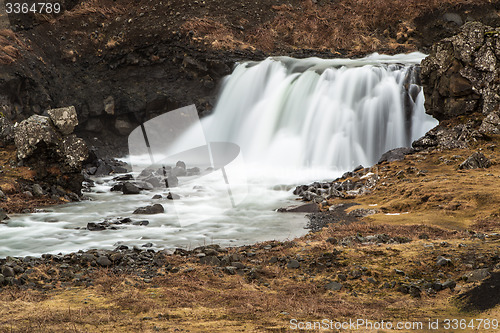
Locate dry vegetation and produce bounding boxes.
[0,29,27,65]
[182,0,494,53]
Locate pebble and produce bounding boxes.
[325,281,343,291]
[436,256,452,266]
[96,256,112,267]
[287,260,300,269]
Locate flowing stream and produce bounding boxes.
[0,53,438,258]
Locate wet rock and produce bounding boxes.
[458,152,491,169]
[87,222,107,231]
[277,202,319,213]
[152,194,162,199]
[0,208,9,221]
[176,161,186,169]
[133,204,164,214]
[96,256,112,267]
[132,220,149,226]
[47,106,78,135]
[166,175,179,188]
[325,281,343,291]
[95,161,113,176]
[378,147,414,163]
[167,192,180,200]
[200,256,220,266]
[171,166,187,177]
[122,182,141,195]
[111,184,124,192]
[1,266,14,278]
[114,174,134,181]
[144,176,161,188]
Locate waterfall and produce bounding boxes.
[202,53,438,172]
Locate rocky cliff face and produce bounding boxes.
[414,22,500,151]
[421,22,500,133]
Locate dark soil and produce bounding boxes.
[457,272,500,312]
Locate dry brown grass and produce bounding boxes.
[179,0,494,53]
[182,18,256,51]
[0,29,28,64]
[252,0,492,52]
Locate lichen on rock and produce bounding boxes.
[13,106,88,194]
[47,106,78,135]
[421,22,500,124]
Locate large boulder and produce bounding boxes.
[47,106,78,135]
[421,22,500,127]
[13,108,88,193]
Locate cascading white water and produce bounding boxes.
[203,52,437,171]
[0,53,438,258]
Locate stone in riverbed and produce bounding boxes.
[122,182,141,195]
[133,204,164,214]
[97,256,112,267]
[0,208,9,221]
[87,222,106,231]
[167,192,180,200]
[171,166,187,177]
[277,202,319,213]
[1,266,14,277]
[166,175,179,188]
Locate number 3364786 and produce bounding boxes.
[5,3,61,14]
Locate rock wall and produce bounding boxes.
[421,22,500,135]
